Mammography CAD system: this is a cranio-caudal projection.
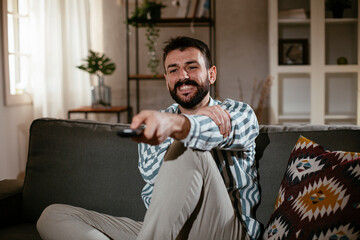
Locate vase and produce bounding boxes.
[91,75,111,108]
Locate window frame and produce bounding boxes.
[2,0,32,106]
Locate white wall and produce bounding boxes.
[0,0,269,180]
[217,1,269,105]
[0,2,33,180]
[0,56,33,180]
[0,102,33,180]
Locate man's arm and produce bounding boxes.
[130,100,256,151]
[134,104,231,182]
[181,100,259,151]
[130,110,191,145]
[194,105,231,138]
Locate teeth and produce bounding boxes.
[179,85,193,90]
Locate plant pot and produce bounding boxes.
[149,7,162,20]
[91,75,111,108]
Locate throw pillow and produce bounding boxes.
[263,136,360,240]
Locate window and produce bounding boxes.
[2,0,32,105]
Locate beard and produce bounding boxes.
[169,77,210,109]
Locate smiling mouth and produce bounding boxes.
[179,85,195,90]
[177,84,197,96]
[175,79,198,88]
[174,79,199,97]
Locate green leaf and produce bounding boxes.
[77,50,116,75]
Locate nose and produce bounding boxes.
[178,67,189,80]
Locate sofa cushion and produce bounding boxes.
[255,125,360,226]
[22,118,146,223]
[263,136,360,239]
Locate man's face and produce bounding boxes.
[164,47,216,109]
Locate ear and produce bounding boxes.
[208,66,217,85]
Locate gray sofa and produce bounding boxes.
[1,118,360,239]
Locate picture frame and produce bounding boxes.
[279,39,309,65]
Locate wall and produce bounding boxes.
[103,0,269,121]
[0,34,33,180]
[0,99,33,180]
[0,0,269,180]
[217,0,269,120]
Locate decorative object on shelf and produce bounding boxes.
[174,0,189,18]
[77,50,116,108]
[91,75,112,108]
[127,0,166,75]
[337,56,349,65]
[193,0,210,18]
[325,0,352,18]
[278,8,308,20]
[145,26,160,75]
[279,39,309,65]
[238,75,272,122]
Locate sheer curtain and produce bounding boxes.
[29,0,101,119]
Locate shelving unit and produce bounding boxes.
[125,0,216,120]
[269,0,360,125]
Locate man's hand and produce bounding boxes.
[195,105,231,137]
[130,110,190,145]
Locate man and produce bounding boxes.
[37,36,260,240]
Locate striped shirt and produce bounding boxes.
[138,98,260,239]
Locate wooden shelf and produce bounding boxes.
[128,74,164,80]
[270,0,360,125]
[325,18,358,24]
[129,18,214,27]
[278,115,310,120]
[68,106,131,123]
[324,65,360,72]
[277,66,311,73]
[325,115,357,120]
[278,19,310,25]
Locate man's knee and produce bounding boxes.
[37,204,70,235]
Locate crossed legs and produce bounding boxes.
[37,142,248,240]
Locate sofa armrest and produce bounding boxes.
[0,179,23,227]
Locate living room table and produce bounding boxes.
[67,106,131,123]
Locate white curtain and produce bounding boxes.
[29,0,100,119]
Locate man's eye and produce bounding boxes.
[169,69,177,73]
[189,66,198,70]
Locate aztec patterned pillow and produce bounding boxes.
[263,135,360,240]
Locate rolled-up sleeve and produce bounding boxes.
[181,99,259,152]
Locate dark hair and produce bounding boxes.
[163,36,212,70]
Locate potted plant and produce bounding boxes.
[77,50,116,108]
[127,0,166,26]
[326,0,352,18]
[127,0,166,75]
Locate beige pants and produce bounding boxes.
[37,142,248,240]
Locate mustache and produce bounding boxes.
[174,79,199,89]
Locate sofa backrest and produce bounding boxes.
[22,119,360,231]
[22,118,146,223]
[255,124,360,227]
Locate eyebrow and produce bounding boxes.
[185,60,198,65]
[166,60,199,70]
[166,63,178,70]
